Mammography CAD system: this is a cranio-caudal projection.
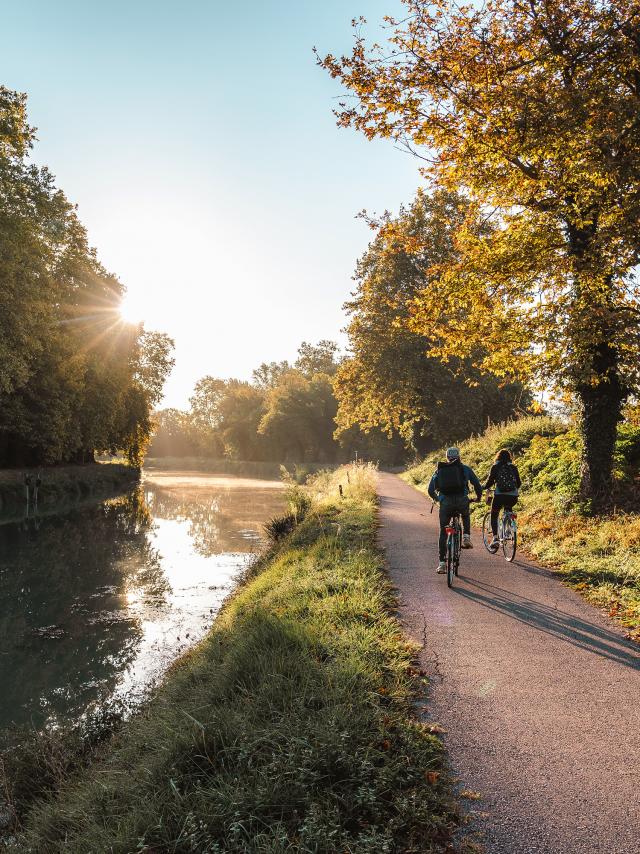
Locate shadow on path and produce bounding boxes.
[454,578,640,670]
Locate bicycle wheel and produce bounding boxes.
[454,524,461,576]
[502,516,517,562]
[482,512,493,552]
[446,536,455,587]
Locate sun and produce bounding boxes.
[119,292,145,325]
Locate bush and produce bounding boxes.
[263,512,297,543]
[286,484,312,521]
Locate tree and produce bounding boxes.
[0,86,174,467]
[294,340,340,378]
[251,360,291,390]
[320,0,640,507]
[259,371,338,461]
[216,381,267,460]
[335,190,528,453]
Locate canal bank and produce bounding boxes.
[0,463,139,521]
[5,465,455,853]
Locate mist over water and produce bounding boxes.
[0,471,284,731]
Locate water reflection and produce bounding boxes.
[0,471,284,730]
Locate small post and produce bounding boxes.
[24,473,33,506]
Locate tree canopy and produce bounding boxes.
[335,190,528,453]
[0,87,173,467]
[320,0,640,506]
[150,341,406,465]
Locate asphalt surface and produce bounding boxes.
[377,472,640,854]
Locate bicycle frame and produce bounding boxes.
[483,500,518,561]
[445,511,462,587]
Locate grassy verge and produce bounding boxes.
[7,464,455,853]
[404,416,640,640]
[0,464,138,522]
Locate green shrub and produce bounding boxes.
[286,484,312,521]
[263,512,297,542]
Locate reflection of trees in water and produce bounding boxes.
[0,489,166,730]
[145,486,284,557]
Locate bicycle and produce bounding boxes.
[431,498,478,586]
[482,495,518,562]
[445,510,463,588]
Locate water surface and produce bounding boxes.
[0,470,284,730]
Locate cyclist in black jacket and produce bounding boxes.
[483,448,521,552]
[428,447,483,573]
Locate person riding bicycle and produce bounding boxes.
[428,447,482,574]
[483,448,521,552]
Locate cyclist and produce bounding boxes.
[428,447,482,574]
[483,448,521,552]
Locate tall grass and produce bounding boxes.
[404,416,640,640]
[8,463,455,853]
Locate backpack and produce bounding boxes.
[495,462,518,492]
[437,460,465,495]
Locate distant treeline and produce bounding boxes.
[0,88,173,468]
[151,332,526,465]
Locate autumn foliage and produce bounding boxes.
[320,0,640,507]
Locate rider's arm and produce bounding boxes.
[427,471,439,501]
[513,465,522,489]
[467,467,483,501]
[482,463,497,491]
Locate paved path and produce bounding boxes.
[377,472,640,854]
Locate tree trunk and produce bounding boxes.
[576,341,625,512]
[565,222,627,512]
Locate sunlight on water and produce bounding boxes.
[0,471,284,730]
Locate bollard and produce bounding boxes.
[24,473,33,504]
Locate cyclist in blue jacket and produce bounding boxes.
[428,447,482,574]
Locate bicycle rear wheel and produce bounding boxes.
[446,537,455,587]
[482,512,493,552]
[502,516,517,562]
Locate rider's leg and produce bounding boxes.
[459,497,473,548]
[438,499,450,561]
[504,495,518,513]
[490,494,506,534]
[460,497,471,535]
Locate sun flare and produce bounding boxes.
[119,292,144,325]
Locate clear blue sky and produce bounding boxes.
[2,0,421,408]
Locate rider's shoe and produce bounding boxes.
[489,535,499,552]
[436,561,446,574]
[461,534,473,549]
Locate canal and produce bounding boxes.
[0,470,284,731]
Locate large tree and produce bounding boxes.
[0,86,174,466]
[320,0,640,507]
[335,190,528,453]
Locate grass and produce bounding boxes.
[6,463,456,853]
[404,416,640,640]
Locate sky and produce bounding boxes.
[1,0,422,408]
